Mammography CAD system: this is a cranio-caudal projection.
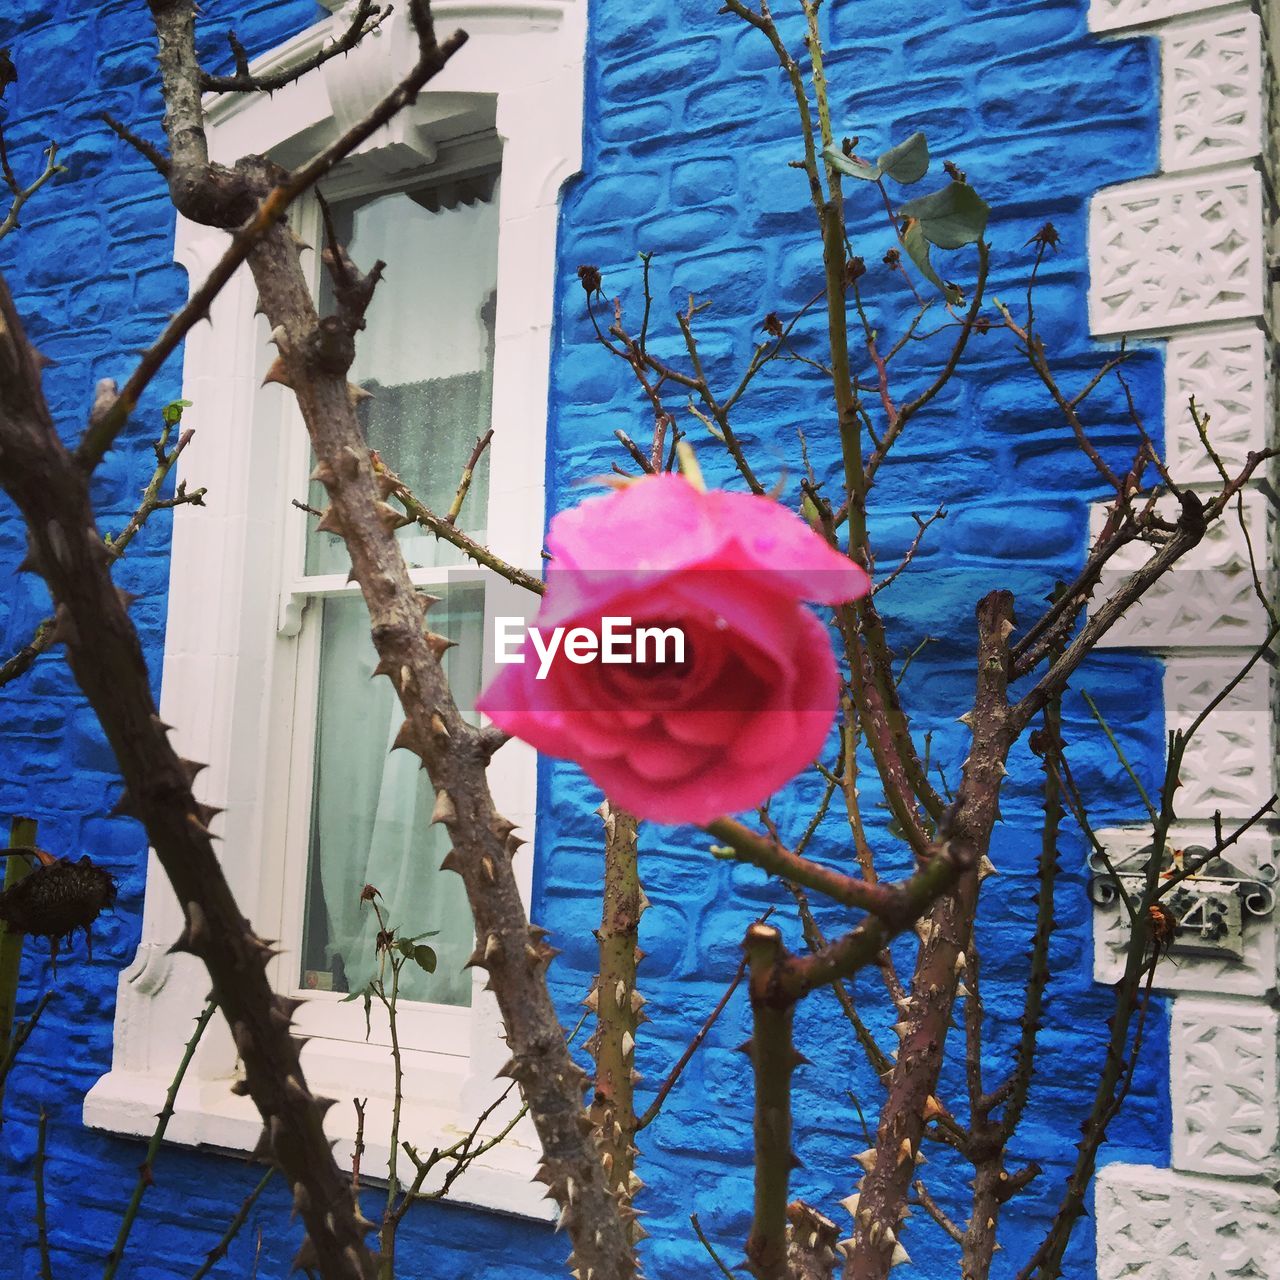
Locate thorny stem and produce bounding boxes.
[843,592,1016,1280]
[378,456,545,596]
[104,999,219,1280]
[188,1168,275,1280]
[638,907,774,1133]
[587,803,643,1224]
[248,168,635,1280]
[444,428,493,525]
[742,922,800,1280]
[200,1,391,93]
[990,683,1065,1137]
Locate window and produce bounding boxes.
[85,0,586,1217]
[285,174,498,1041]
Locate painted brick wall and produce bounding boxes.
[0,1,1167,1277]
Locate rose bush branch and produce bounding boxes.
[201,0,391,94]
[220,30,635,1274]
[0,2,479,1276]
[0,269,380,1279]
[741,921,803,1280]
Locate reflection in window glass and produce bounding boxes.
[300,587,484,1006]
[306,174,499,576]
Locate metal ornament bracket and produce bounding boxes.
[1088,844,1277,962]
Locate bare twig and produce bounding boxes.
[445,428,493,525]
[36,1107,53,1280]
[0,142,63,243]
[200,2,392,93]
[188,1168,275,1280]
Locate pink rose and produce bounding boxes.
[477,473,871,824]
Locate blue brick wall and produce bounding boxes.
[0,0,1167,1276]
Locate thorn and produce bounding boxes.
[260,355,294,390]
[432,791,456,825]
[316,505,348,536]
[374,500,407,531]
[176,757,207,785]
[897,1138,913,1167]
[391,720,418,755]
[425,630,456,660]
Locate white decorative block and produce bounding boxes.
[1090,0,1246,35]
[1161,11,1264,171]
[1171,998,1279,1177]
[1092,828,1277,996]
[1096,1165,1280,1278]
[1088,489,1272,649]
[1166,656,1276,819]
[1089,168,1264,335]
[1164,326,1269,484]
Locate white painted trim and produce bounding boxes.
[1089,0,1247,35]
[1096,1164,1280,1276]
[84,0,586,1221]
[1087,2,1278,1272]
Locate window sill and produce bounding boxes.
[84,1064,555,1221]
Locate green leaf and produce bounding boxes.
[823,144,881,182]
[898,182,990,249]
[800,493,823,531]
[902,220,964,307]
[877,132,928,185]
[412,944,437,974]
[162,398,192,426]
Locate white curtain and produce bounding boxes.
[306,591,483,1005]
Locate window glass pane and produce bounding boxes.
[306,175,499,576]
[300,586,483,1006]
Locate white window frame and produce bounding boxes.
[84,0,585,1218]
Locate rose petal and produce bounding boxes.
[707,488,872,604]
